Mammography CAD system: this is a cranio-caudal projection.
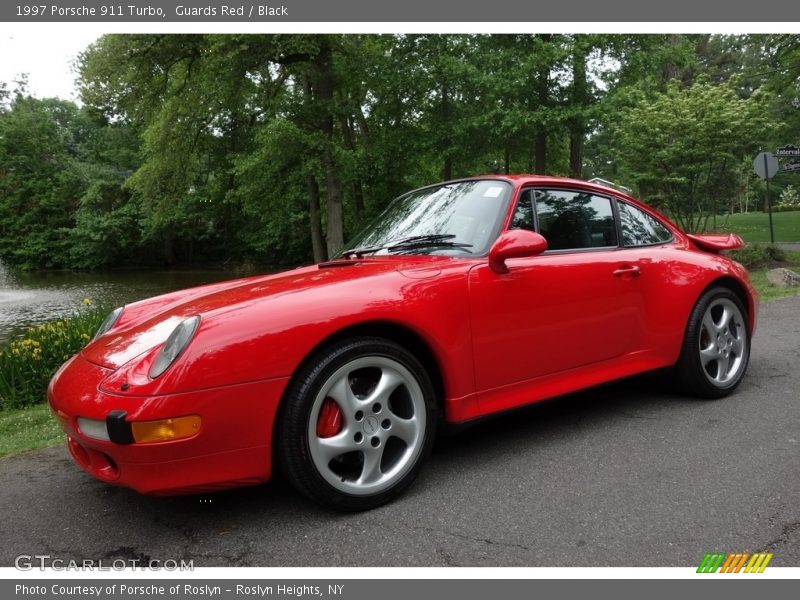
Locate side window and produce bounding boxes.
[617,201,672,247]
[535,190,617,251]
[510,189,535,231]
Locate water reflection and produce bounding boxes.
[0,260,234,345]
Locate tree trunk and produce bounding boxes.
[569,40,588,179]
[534,34,552,175]
[661,34,683,86]
[311,41,345,257]
[163,233,176,265]
[302,74,327,262]
[441,82,453,180]
[341,114,364,214]
[307,174,326,263]
[323,146,344,256]
[225,119,238,251]
[569,131,584,179]
[443,156,453,181]
[352,180,365,215]
[534,133,547,175]
[355,106,370,145]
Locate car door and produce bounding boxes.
[468,187,645,400]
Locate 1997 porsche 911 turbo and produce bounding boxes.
[48,175,757,510]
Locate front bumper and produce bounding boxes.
[48,354,289,495]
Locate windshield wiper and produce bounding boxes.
[341,234,473,258]
[388,239,474,255]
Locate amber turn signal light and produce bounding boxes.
[130,415,201,444]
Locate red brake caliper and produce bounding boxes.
[316,397,343,438]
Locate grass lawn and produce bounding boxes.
[715,210,800,243]
[749,269,800,302]
[737,248,800,301]
[0,403,63,458]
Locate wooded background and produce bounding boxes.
[1,34,798,270]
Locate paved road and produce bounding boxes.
[1,298,799,568]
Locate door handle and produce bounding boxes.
[613,264,641,277]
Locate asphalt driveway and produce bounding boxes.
[1,297,798,567]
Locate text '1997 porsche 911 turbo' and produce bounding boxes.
[48,175,757,510]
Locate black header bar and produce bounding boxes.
[2,0,800,23]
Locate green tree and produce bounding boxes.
[614,79,778,231]
[1,33,786,272]
[0,95,84,268]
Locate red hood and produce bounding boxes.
[81,257,459,369]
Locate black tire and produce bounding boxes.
[673,286,751,399]
[276,337,437,511]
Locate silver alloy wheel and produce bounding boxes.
[698,297,747,387]
[307,356,426,496]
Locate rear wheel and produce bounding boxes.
[674,287,750,399]
[276,337,436,511]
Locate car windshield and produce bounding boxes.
[338,180,512,258]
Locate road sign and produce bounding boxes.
[776,144,800,157]
[783,160,800,172]
[753,152,778,243]
[754,152,779,179]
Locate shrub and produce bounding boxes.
[0,305,107,410]
[778,184,800,208]
[729,243,787,270]
[771,204,800,213]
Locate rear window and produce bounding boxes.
[618,202,672,246]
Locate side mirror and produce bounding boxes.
[488,230,548,274]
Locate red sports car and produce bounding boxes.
[48,176,757,510]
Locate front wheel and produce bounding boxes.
[276,337,437,511]
[673,287,750,399]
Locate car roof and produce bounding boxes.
[445,174,639,202]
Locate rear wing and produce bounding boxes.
[686,233,745,253]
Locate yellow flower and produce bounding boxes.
[82,297,92,306]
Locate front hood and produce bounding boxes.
[81,257,452,370]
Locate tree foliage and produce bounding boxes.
[0,94,84,268]
[0,34,797,270]
[614,79,778,231]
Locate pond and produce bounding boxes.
[0,260,242,346]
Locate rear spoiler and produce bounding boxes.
[686,233,745,253]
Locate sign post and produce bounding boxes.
[753,151,779,244]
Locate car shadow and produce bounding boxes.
[435,372,681,453]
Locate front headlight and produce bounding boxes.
[93,307,124,341]
[149,316,201,379]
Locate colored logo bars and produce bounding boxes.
[697,552,773,573]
